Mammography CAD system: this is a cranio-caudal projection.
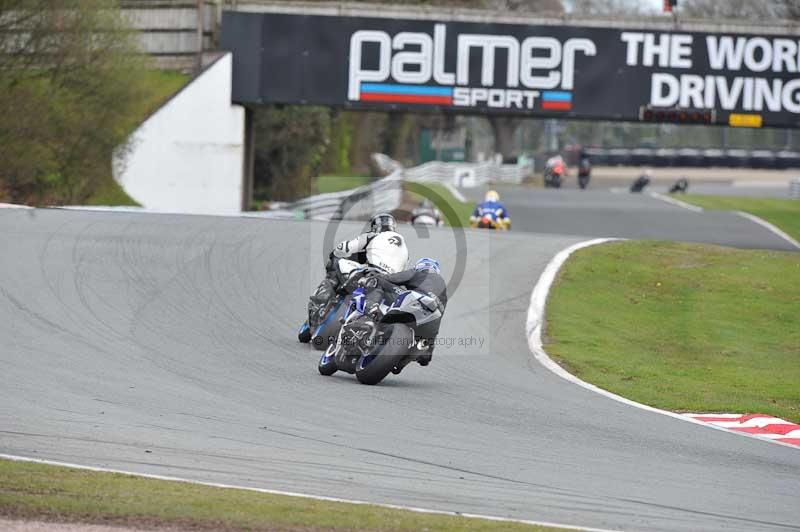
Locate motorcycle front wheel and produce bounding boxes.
[318,346,338,376]
[311,297,349,351]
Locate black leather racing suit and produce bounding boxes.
[376,268,447,309]
[368,268,447,364]
[308,232,377,327]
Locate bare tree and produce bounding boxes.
[564,0,651,15]
[487,0,564,13]
[680,0,796,20]
[782,0,800,20]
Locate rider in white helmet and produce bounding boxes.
[364,231,409,274]
[302,213,408,342]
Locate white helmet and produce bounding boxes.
[366,231,408,274]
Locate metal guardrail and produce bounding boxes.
[403,160,526,186]
[790,178,800,199]
[262,155,525,221]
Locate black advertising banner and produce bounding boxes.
[221,11,800,128]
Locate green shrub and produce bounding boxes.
[0,0,175,205]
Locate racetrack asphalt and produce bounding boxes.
[459,185,796,251]
[1,208,799,532]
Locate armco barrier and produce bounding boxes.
[264,155,524,221]
[791,178,800,199]
[403,160,526,186]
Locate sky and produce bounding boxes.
[631,0,665,13]
[644,0,665,12]
[564,0,667,14]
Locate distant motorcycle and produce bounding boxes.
[410,201,444,227]
[544,161,565,188]
[577,157,591,190]
[410,212,443,227]
[669,178,689,194]
[475,211,507,230]
[318,285,442,385]
[630,172,652,193]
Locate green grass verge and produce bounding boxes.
[405,182,473,227]
[315,175,371,194]
[0,459,569,531]
[137,69,192,123]
[84,177,139,206]
[546,240,800,422]
[679,195,800,243]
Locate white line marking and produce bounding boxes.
[732,181,789,188]
[525,238,799,451]
[736,211,800,250]
[686,413,746,418]
[648,192,704,212]
[0,453,620,532]
[443,182,467,203]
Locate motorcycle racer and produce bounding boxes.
[470,190,511,230]
[410,199,444,227]
[358,257,447,366]
[301,213,408,343]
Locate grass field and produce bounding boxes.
[679,195,800,243]
[546,240,800,422]
[315,175,371,194]
[0,459,572,532]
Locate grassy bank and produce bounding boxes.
[85,70,190,207]
[137,70,191,120]
[0,459,570,532]
[546,240,800,421]
[315,175,371,194]
[679,195,800,243]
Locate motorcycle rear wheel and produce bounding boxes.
[355,324,413,385]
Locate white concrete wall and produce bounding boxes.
[114,53,245,215]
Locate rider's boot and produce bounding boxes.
[308,276,337,326]
[298,322,312,343]
[417,343,434,366]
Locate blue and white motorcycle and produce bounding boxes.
[299,259,367,351]
[318,283,443,385]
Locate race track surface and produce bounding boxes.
[1,209,799,532]
[460,185,796,250]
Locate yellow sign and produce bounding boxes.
[729,114,763,128]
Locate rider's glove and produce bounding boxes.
[358,275,378,290]
[365,302,382,321]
